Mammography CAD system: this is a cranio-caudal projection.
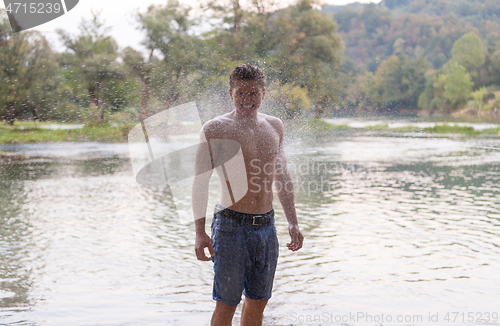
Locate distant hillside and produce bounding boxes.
[320,2,366,14]
[378,0,500,39]
[322,0,500,71]
[378,0,500,23]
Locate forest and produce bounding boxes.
[1,0,500,126]
[325,0,500,118]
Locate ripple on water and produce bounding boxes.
[1,137,499,325]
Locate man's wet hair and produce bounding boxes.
[229,64,266,90]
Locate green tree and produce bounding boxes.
[344,72,377,114]
[442,60,474,108]
[1,11,59,124]
[418,60,474,115]
[470,86,488,116]
[263,80,311,119]
[57,11,123,122]
[332,8,357,32]
[137,0,201,110]
[122,46,157,119]
[203,0,245,61]
[360,3,384,36]
[267,0,344,117]
[374,54,430,113]
[418,71,441,114]
[484,46,500,86]
[451,32,485,84]
[20,61,74,122]
[197,0,344,118]
[201,0,286,63]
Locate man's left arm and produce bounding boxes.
[274,120,304,252]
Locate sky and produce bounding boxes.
[1,0,381,53]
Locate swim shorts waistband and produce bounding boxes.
[214,204,274,226]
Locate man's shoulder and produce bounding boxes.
[202,114,232,137]
[259,113,284,134]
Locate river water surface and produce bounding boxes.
[1,133,499,326]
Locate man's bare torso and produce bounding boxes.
[203,111,283,214]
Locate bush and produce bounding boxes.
[261,81,312,120]
[423,124,479,134]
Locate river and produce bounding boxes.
[1,133,499,325]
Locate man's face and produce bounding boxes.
[229,79,266,111]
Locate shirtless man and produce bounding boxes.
[192,64,303,326]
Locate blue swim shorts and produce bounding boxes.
[211,204,279,306]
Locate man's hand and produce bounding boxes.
[195,232,215,261]
[286,224,303,252]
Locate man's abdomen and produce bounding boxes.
[219,173,275,214]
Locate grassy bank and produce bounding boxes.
[363,124,481,134]
[365,124,500,135]
[0,122,135,144]
[288,120,500,136]
[286,119,350,133]
[1,120,500,145]
[334,122,500,136]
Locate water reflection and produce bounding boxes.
[0,135,499,325]
[0,170,34,322]
[270,137,500,325]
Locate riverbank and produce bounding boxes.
[1,119,499,146]
[0,122,135,144]
[0,150,25,161]
[323,118,500,132]
[291,119,500,136]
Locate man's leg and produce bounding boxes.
[211,301,237,326]
[240,297,268,326]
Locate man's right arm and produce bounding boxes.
[192,123,215,261]
[194,217,214,261]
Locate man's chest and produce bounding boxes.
[224,126,280,163]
